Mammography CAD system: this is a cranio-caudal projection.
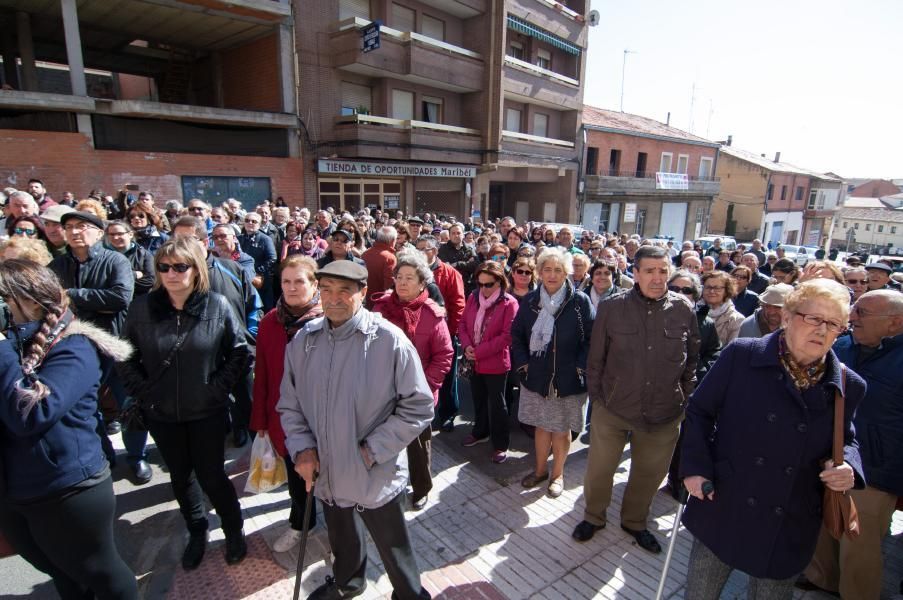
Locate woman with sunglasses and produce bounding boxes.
[680,279,864,599]
[118,238,252,570]
[509,258,536,300]
[126,206,169,255]
[6,215,47,244]
[843,267,869,301]
[457,261,519,464]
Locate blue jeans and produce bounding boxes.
[106,368,148,466]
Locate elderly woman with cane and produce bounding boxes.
[679,279,866,599]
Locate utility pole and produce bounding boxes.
[688,82,697,133]
[620,49,637,112]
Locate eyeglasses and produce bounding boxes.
[731,274,749,281]
[477,280,498,289]
[188,207,206,213]
[515,269,533,276]
[128,214,147,221]
[244,218,260,224]
[845,279,867,285]
[64,223,99,233]
[703,285,726,292]
[14,228,36,236]
[490,255,506,261]
[157,263,192,273]
[211,233,230,241]
[794,312,845,334]
[107,231,130,238]
[668,285,695,295]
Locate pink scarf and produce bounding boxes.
[473,288,501,344]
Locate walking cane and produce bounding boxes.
[292,479,317,600]
[654,481,713,600]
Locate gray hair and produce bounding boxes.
[861,289,903,315]
[165,200,182,212]
[376,226,397,245]
[415,234,439,250]
[742,252,760,266]
[9,190,36,206]
[668,269,702,301]
[535,246,573,276]
[394,250,434,285]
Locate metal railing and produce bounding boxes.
[592,169,720,182]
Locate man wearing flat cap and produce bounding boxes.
[865,262,901,291]
[737,283,793,339]
[278,260,434,600]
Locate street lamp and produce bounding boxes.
[620,49,637,112]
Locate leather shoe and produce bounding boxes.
[308,576,366,599]
[233,428,249,448]
[131,460,152,485]
[411,494,428,511]
[572,520,605,542]
[620,525,662,554]
[225,530,247,565]
[181,531,208,570]
[105,420,122,435]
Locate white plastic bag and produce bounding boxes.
[245,432,288,494]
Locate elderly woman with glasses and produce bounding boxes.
[571,253,591,292]
[126,205,168,255]
[680,279,865,599]
[511,247,594,498]
[729,265,760,317]
[701,270,745,345]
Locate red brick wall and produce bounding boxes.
[221,33,282,112]
[765,172,808,212]
[0,130,304,205]
[850,180,898,197]
[585,130,717,177]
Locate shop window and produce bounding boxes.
[181,176,271,210]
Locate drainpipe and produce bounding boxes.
[577,125,587,226]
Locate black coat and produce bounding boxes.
[510,282,595,397]
[680,332,866,579]
[120,243,155,296]
[117,288,252,423]
[695,305,721,381]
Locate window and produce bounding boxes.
[340,81,372,116]
[391,89,414,120]
[878,225,884,233]
[767,184,774,200]
[854,223,859,230]
[892,226,898,234]
[421,14,444,40]
[422,96,442,123]
[508,41,524,61]
[659,152,672,173]
[585,147,598,175]
[635,209,647,236]
[865,224,871,231]
[391,3,416,31]
[698,157,713,179]
[808,189,817,209]
[636,152,648,177]
[536,49,551,70]
[609,149,621,174]
[505,108,521,132]
[533,113,548,138]
[339,0,370,20]
[319,178,401,212]
[796,186,804,201]
[842,222,848,228]
[780,185,787,201]
[676,154,689,174]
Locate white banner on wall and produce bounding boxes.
[655,172,689,190]
[623,203,637,223]
[318,160,476,178]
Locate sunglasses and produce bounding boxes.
[188,207,206,212]
[846,278,867,284]
[490,255,506,261]
[668,285,695,295]
[158,263,191,273]
[211,233,230,241]
[515,269,532,276]
[14,228,36,236]
[129,214,147,220]
[244,218,260,224]
[477,280,498,289]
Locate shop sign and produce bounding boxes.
[318,160,476,178]
[623,203,637,223]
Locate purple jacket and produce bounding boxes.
[457,291,519,375]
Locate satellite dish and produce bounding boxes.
[588,10,600,26]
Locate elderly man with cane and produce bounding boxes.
[278,260,435,600]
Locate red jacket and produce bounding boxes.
[372,292,454,402]
[457,291,519,375]
[362,241,396,307]
[431,259,465,338]
[250,307,320,456]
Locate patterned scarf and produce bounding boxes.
[778,331,826,391]
[380,289,429,340]
[474,288,501,344]
[529,283,567,356]
[276,292,322,338]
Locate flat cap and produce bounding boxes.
[865,262,892,274]
[407,216,424,225]
[759,283,794,307]
[41,204,75,223]
[316,260,368,285]
[60,210,104,230]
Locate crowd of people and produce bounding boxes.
[0,182,901,600]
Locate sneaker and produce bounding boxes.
[273,528,303,553]
[462,434,489,447]
[440,418,455,433]
[491,450,507,464]
[547,476,564,498]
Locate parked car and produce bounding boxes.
[779,245,819,266]
[694,236,738,253]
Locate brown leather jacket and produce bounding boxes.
[587,288,701,428]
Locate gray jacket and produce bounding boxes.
[738,311,766,339]
[277,308,434,509]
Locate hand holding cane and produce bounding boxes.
[654,480,714,600]
[292,472,318,600]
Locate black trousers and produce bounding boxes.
[149,411,243,535]
[321,492,430,600]
[406,426,433,501]
[0,476,138,600]
[470,372,509,451]
[230,367,254,432]
[282,454,317,531]
[435,336,460,424]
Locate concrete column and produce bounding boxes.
[287,129,300,158]
[16,12,38,91]
[2,28,19,89]
[211,51,224,108]
[277,23,297,114]
[60,0,87,96]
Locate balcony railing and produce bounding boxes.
[503,55,579,86]
[598,169,719,182]
[335,17,482,60]
[534,0,585,21]
[502,130,574,147]
[336,113,480,136]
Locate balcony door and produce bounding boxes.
[340,0,370,20]
[391,89,415,120]
[392,3,416,32]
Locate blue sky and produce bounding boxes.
[583,0,902,179]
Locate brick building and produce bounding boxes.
[297,0,588,220]
[712,146,844,246]
[847,178,901,198]
[0,0,302,208]
[580,107,720,240]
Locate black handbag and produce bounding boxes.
[120,322,196,432]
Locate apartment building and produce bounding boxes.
[297,0,588,220]
[0,0,302,207]
[580,106,720,240]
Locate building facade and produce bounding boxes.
[0,0,302,208]
[833,207,903,255]
[580,107,720,240]
[297,0,588,220]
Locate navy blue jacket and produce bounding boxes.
[732,289,759,317]
[834,332,903,496]
[680,332,866,579]
[510,282,595,397]
[0,320,129,501]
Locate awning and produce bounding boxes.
[507,15,581,56]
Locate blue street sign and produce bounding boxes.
[362,21,381,53]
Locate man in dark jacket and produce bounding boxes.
[316,229,366,269]
[741,253,771,294]
[238,212,277,311]
[438,223,476,287]
[804,290,903,599]
[573,245,700,553]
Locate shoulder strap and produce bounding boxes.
[832,364,846,465]
[213,259,243,288]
